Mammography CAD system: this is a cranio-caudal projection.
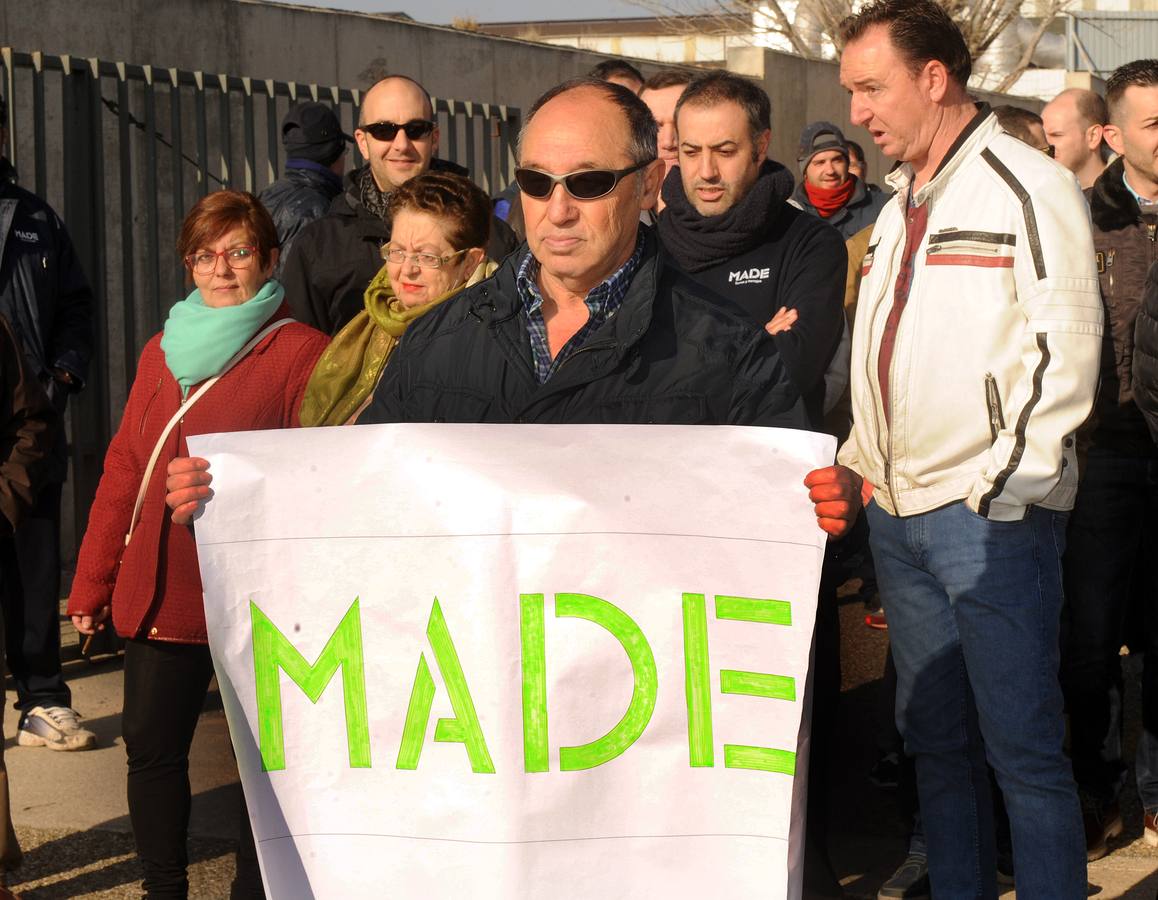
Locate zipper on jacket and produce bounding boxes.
[138,377,163,435]
[926,240,1001,255]
[984,372,1006,443]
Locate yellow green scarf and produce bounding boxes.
[300,259,497,426]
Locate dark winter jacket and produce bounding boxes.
[1132,263,1158,445]
[658,161,847,428]
[0,313,56,536]
[789,176,889,240]
[258,159,344,279]
[1085,158,1158,456]
[280,161,520,335]
[0,160,94,482]
[360,228,807,429]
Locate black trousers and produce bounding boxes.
[0,481,69,712]
[123,639,267,899]
[123,639,215,899]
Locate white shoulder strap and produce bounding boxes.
[124,318,295,547]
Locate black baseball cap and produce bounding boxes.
[282,102,353,166]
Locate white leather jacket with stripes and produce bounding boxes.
[837,111,1104,522]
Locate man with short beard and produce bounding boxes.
[657,70,848,898]
[281,75,516,335]
[657,71,847,429]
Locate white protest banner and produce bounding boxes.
[189,423,834,900]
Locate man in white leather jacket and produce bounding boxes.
[836,1,1103,898]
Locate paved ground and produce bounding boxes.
[1,598,1155,898]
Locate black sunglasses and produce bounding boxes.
[361,119,436,142]
[514,158,655,200]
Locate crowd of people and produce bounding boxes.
[1,0,1158,897]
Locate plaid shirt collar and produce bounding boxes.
[515,232,646,384]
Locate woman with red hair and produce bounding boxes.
[67,190,327,898]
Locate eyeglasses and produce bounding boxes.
[185,246,258,275]
[514,158,655,200]
[361,120,436,142]
[1036,144,1056,158]
[382,246,467,269]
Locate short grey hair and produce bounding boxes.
[517,77,658,168]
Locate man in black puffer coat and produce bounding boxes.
[258,102,351,279]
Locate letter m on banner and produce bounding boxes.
[250,599,372,772]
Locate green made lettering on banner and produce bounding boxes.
[247,590,802,778]
[250,599,371,772]
[396,598,496,774]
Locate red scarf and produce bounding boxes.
[804,178,855,218]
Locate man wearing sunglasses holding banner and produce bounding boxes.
[353,78,862,532]
[280,75,517,335]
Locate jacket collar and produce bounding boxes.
[1089,157,1149,231]
[885,103,994,205]
[285,158,343,189]
[472,226,662,361]
[335,157,473,220]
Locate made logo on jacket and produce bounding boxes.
[727,266,771,286]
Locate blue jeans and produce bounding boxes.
[1061,447,1158,810]
[867,500,1085,900]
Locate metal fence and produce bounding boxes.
[1065,12,1158,80]
[0,47,521,568]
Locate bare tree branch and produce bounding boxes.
[627,0,1069,90]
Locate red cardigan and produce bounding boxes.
[68,307,327,644]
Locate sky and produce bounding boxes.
[275,0,661,25]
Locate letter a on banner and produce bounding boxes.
[397,598,495,774]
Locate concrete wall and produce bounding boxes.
[1,0,1041,185]
[0,0,682,116]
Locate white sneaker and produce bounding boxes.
[17,706,97,751]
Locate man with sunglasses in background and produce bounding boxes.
[280,75,517,335]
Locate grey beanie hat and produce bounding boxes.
[797,121,849,171]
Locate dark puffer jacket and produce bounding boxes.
[0,313,56,535]
[258,160,344,279]
[1086,158,1158,455]
[789,176,889,240]
[280,161,519,335]
[1132,262,1158,445]
[0,160,94,483]
[360,228,807,429]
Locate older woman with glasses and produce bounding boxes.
[67,190,327,899]
[301,170,496,425]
